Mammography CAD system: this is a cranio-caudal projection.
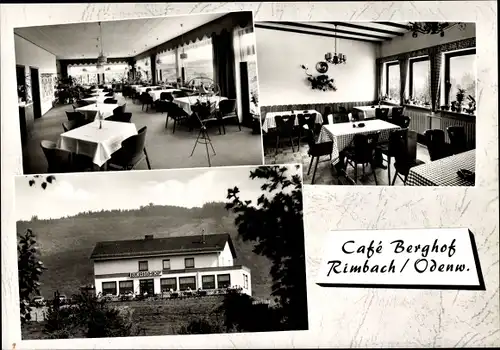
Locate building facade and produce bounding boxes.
[90,233,252,297]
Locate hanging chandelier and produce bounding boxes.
[407,22,466,38]
[96,21,107,66]
[325,25,346,65]
[179,23,188,60]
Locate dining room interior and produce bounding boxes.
[255,21,477,186]
[15,11,262,174]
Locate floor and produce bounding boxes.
[263,134,431,186]
[22,94,264,174]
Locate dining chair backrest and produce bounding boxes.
[146,88,152,93]
[108,112,133,123]
[375,107,390,120]
[424,129,447,161]
[172,91,187,98]
[447,126,467,154]
[160,92,174,101]
[391,107,404,120]
[218,99,237,115]
[75,100,90,108]
[66,111,86,122]
[275,115,296,135]
[388,128,409,157]
[352,132,381,163]
[113,104,126,116]
[40,140,70,173]
[121,126,148,165]
[298,113,315,130]
[398,116,411,129]
[62,120,80,132]
[338,106,347,114]
[104,98,117,104]
[323,106,333,124]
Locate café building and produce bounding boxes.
[90,233,252,296]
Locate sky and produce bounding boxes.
[15,165,301,221]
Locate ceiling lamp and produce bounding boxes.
[324,25,346,65]
[96,21,108,65]
[407,22,466,38]
[179,23,188,60]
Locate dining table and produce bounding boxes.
[149,88,181,101]
[406,149,476,186]
[134,86,160,94]
[75,103,121,120]
[173,96,227,115]
[353,105,402,120]
[58,120,138,168]
[317,119,401,166]
[262,110,324,133]
[83,93,108,103]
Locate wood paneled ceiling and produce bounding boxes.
[255,21,411,43]
[14,13,225,60]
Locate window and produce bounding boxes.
[179,276,196,290]
[217,274,231,289]
[444,49,476,106]
[119,281,134,295]
[180,38,214,83]
[202,275,215,289]
[157,50,177,84]
[162,259,171,270]
[103,64,129,83]
[243,274,249,289]
[409,57,431,106]
[160,277,177,292]
[138,261,148,271]
[102,281,117,295]
[184,258,195,268]
[385,62,401,102]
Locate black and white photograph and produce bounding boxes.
[15,164,308,339]
[255,21,476,186]
[16,10,263,173]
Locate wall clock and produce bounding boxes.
[315,61,329,74]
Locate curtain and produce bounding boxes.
[233,25,258,120]
[212,29,236,99]
[375,60,383,101]
[429,47,443,112]
[398,58,409,104]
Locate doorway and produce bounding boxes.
[30,67,42,119]
[139,279,155,296]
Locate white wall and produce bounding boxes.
[94,252,221,275]
[380,23,476,57]
[217,242,234,267]
[14,34,57,115]
[255,28,378,105]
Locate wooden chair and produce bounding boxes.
[424,129,450,161]
[298,113,316,149]
[391,134,426,185]
[447,126,467,154]
[378,128,409,185]
[302,125,333,184]
[375,108,390,121]
[217,99,241,134]
[275,115,298,155]
[344,132,381,185]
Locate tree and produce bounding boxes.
[18,229,46,324]
[225,165,308,330]
[44,291,136,338]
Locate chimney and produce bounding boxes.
[145,234,154,240]
[201,229,206,244]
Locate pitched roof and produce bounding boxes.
[90,233,236,261]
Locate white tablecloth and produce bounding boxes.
[91,88,105,93]
[75,103,120,120]
[135,86,160,94]
[317,119,400,165]
[353,105,401,120]
[406,150,475,186]
[83,93,108,103]
[173,96,228,115]
[149,89,181,101]
[58,120,138,167]
[262,110,323,133]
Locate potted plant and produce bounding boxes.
[455,88,466,113]
[307,74,337,91]
[466,95,476,114]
